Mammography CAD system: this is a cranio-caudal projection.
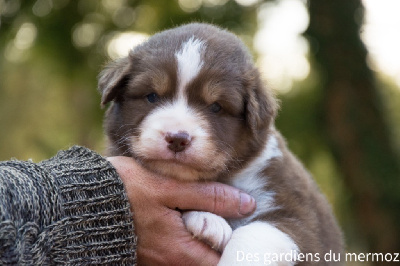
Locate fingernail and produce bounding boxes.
[239,192,256,215]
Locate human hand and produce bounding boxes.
[107,156,256,266]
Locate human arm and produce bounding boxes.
[0,146,136,264]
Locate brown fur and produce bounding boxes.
[256,132,344,264]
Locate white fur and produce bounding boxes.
[219,222,299,266]
[229,134,282,229]
[132,99,228,180]
[264,133,283,161]
[175,37,205,98]
[182,211,232,252]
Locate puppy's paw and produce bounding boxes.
[182,211,232,252]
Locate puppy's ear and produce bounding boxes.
[98,56,131,107]
[245,71,279,134]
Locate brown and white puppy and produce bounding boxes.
[99,23,343,265]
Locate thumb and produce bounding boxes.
[164,181,256,219]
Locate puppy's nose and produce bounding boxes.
[165,131,191,152]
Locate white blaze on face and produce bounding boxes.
[175,36,206,98]
[131,37,227,181]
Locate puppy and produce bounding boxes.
[98,23,343,265]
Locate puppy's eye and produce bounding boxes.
[146,93,159,103]
[210,102,222,113]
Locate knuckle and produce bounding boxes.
[212,186,227,213]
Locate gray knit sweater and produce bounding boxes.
[0,146,137,265]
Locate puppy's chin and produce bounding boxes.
[140,159,219,181]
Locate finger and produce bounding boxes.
[183,238,220,266]
[172,216,221,266]
[164,181,256,218]
[107,156,256,218]
[137,209,220,265]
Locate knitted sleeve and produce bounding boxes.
[0,146,137,265]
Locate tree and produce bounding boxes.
[306,0,400,259]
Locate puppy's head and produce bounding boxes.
[99,23,278,181]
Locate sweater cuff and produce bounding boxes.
[39,146,137,265]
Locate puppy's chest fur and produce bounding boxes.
[100,23,344,265]
[223,133,282,229]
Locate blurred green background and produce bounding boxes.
[1,0,399,265]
